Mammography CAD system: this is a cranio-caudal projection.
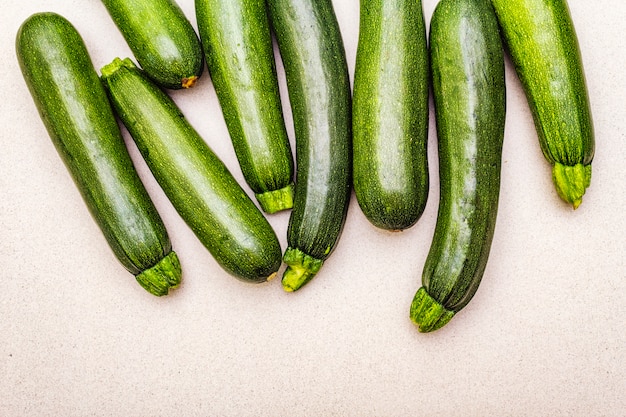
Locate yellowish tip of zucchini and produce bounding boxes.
[181,75,198,89]
[552,163,591,209]
[282,277,296,292]
[281,265,310,292]
[409,287,455,333]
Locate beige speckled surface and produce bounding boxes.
[1,1,624,416]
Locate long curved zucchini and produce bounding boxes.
[101,0,203,89]
[352,0,430,231]
[195,0,294,213]
[267,0,352,291]
[409,0,506,332]
[491,0,594,209]
[16,12,181,296]
[101,58,282,283]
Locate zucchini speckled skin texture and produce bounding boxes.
[409,0,506,332]
[353,0,430,231]
[101,58,282,283]
[195,0,294,214]
[101,0,203,89]
[16,12,181,296]
[267,0,352,291]
[491,0,594,208]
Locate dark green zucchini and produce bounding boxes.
[195,0,294,213]
[101,0,203,89]
[491,0,594,209]
[16,12,181,296]
[352,0,430,231]
[409,0,506,332]
[101,57,282,283]
[267,0,352,291]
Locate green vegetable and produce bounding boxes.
[352,0,430,231]
[491,0,594,209]
[16,12,181,296]
[267,0,352,291]
[101,0,203,89]
[409,0,506,332]
[195,0,294,213]
[101,57,282,283]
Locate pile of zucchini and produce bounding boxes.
[16,0,593,332]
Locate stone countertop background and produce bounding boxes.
[1,1,624,416]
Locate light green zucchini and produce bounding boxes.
[491,0,594,208]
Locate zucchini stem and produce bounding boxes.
[101,56,133,78]
[135,251,182,296]
[552,162,591,209]
[255,183,295,214]
[281,247,323,292]
[410,287,455,333]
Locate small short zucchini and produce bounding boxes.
[352,0,430,231]
[195,0,294,213]
[267,0,352,291]
[491,0,594,209]
[101,57,282,283]
[16,12,181,296]
[101,0,203,89]
[409,0,506,332]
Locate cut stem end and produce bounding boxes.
[410,287,455,333]
[256,183,295,214]
[135,251,182,296]
[552,163,592,209]
[281,247,323,292]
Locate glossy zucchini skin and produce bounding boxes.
[267,0,352,291]
[409,0,506,332]
[491,0,594,209]
[101,0,203,89]
[16,12,181,296]
[101,58,282,283]
[195,0,294,213]
[352,0,430,231]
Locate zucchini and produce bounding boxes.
[16,12,181,296]
[101,0,203,89]
[409,0,506,332]
[352,0,430,231]
[195,0,295,214]
[491,0,594,209]
[101,58,282,283]
[267,0,352,291]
